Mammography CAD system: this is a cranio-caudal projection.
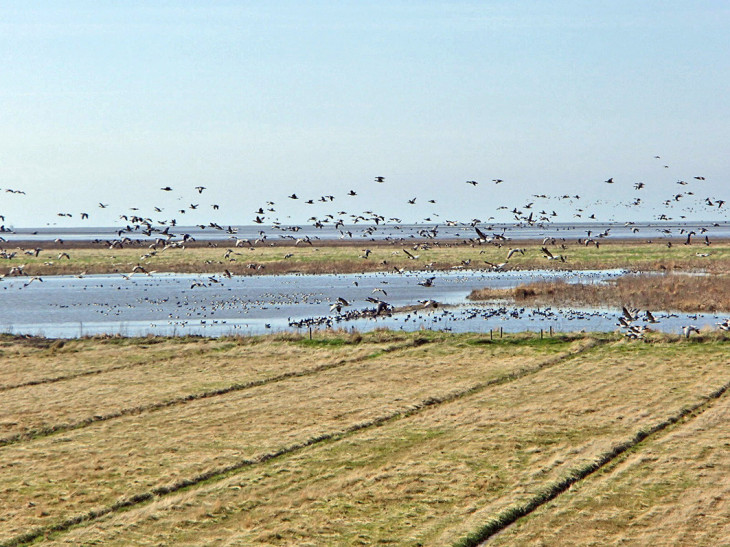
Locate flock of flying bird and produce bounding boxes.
[1,156,728,337]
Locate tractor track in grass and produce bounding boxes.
[0,339,383,393]
[0,348,209,392]
[0,339,423,449]
[457,376,730,547]
[1,340,602,547]
[1,358,167,393]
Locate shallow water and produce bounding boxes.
[0,269,723,338]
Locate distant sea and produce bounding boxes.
[3,221,730,243]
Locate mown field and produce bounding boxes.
[1,331,728,546]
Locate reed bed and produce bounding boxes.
[32,339,730,546]
[469,272,730,312]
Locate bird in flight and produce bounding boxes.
[374,176,385,183]
[506,248,525,259]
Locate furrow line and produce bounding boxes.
[1,361,158,392]
[456,376,730,547]
[0,351,193,392]
[2,339,601,547]
[0,340,419,448]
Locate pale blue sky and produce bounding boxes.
[2,1,729,227]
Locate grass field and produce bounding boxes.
[6,239,730,277]
[1,331,728,545]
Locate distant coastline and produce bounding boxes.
[3,220,730,243]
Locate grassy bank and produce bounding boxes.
[0,331,728,545]
[3,239,730,277]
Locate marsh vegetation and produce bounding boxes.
[469,272,730,313]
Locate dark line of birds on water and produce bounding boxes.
[1,156,729,337]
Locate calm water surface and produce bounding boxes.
[0,269,722,338]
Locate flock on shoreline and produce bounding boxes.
[1,158,728,338]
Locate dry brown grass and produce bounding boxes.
[0,333,579,540]
[0,337,395,441]
[0,337,220,389]
[489,387,730,546]
[470,272,730,312]
[30,338,730,546]
[0,334,728,545]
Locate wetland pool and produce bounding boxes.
[0,269,721,338]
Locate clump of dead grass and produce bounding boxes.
[469,274,730,313]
